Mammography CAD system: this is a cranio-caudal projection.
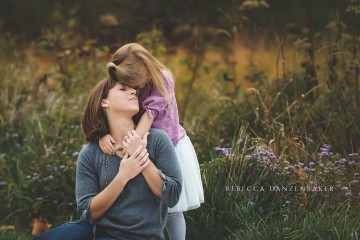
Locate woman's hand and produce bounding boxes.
[122,130,149,155]
[117,145,150,183]
[99,134,115,154]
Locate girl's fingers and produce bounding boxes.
[108,144,115,152]
[109,135,115,144]
[104,146,110,154]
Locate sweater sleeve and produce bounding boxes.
[141,70,174,119]
[152,130,182,207]
[75,145,100,215]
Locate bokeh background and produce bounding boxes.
[0,0,359,239]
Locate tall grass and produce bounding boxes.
[185,125,359,240]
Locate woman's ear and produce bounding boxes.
[101,99,109,109]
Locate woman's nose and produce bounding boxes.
[129,88,137,94]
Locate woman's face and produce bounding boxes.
[102,83,139,115]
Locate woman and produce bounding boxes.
[35,77,182,240]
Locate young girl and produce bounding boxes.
[99,43,204,240]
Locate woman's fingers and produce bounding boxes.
[139,152,149,165]
[127,131,135,140]
[140,158,150,170]
[131,130,139,138]
[129,145,144,159]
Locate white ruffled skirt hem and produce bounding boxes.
[168,136,204,213]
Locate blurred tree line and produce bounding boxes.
[0,0,339,47]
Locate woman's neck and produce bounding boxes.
[107,115,135,149]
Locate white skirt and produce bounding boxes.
[168,135,204,213]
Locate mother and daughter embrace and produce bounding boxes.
[35,43,204,240]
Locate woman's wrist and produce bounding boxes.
[115,173,128,187]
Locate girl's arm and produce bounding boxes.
[136,112,154,139]
[99,134,115,154]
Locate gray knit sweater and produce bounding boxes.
[76,128,183,240]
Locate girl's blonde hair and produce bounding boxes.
[106,43,172,105]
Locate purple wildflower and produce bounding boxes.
[214,147,232,156]
[345,192,352,198]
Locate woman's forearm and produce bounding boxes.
[141,161,163,198]
[88,174,128,220]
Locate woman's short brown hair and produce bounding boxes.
[82,77,118,142]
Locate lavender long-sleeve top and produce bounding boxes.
[138,69,186,146]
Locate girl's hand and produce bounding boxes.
[117,145,150,182]
[99,134,115,154]
[122,130,149,155]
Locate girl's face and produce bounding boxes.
[102,83,139,114]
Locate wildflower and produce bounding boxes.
[309,162,315,166]
[342,186,349,191]
[349,153,359,157]
[0,181,6,187]
[72,151,80,157]
[248,200,255,206]
[345,192,352,198]
[214,147,232,156]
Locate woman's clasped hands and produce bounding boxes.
[116,131,151,182]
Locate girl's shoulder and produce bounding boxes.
[161,69,175,84]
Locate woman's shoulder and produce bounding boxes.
[78,142,101,162]
[148,128,172,145]
[148,128,168,138]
